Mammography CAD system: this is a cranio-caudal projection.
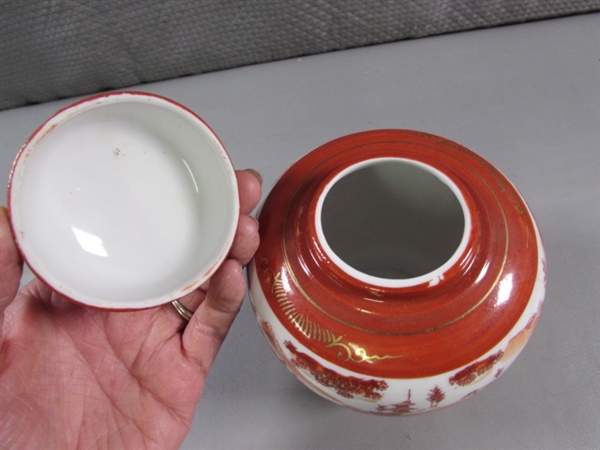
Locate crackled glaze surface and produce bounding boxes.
[249,130,545,415]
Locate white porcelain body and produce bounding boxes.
[249,243,545,415]
[8,92,239,309]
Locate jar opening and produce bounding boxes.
[316,159,469,287]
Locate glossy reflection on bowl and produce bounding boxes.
[9,92,239,309]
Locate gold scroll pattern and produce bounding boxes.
[271,271,402,363]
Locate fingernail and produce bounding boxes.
[244,168,263,186]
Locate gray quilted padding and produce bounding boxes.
[1,0,598,109]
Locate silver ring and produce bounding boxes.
[172,300,194,321]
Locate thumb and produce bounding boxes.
[0,207,23,322]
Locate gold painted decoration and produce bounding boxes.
[272,271,402,363]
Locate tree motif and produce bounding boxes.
[426,385,446,407]
[449,350,504,386]
[284,341,388,400]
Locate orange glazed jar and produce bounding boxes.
[249,130,545,415]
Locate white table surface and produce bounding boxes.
[1,13,598,450]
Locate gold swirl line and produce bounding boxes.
[271,270,402,361]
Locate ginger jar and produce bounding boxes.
[249,130,546,415]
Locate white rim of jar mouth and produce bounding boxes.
[314,157,472,289]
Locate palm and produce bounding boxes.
[0,170,262,449]
[2,281,201,448]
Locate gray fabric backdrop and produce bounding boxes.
[1,0,599,110]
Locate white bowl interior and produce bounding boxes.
[9,94,238,309]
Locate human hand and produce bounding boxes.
[0,169,262,449]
